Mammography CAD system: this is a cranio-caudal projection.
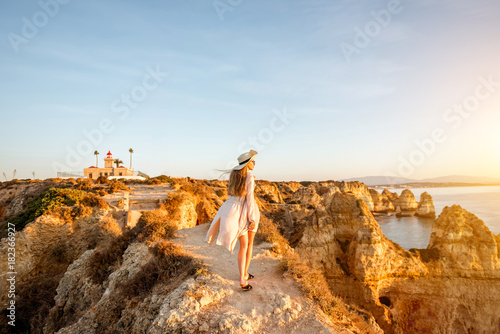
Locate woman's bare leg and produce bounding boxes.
[244,231,256,279]
[238,234,249,285]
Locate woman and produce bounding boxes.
[205,149,260,291]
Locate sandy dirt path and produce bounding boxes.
[174,223,350,333]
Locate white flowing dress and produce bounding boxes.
[205,171,260,253]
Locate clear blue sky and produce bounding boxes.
[1,0,500,181]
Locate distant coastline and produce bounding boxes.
[372,182,500,189]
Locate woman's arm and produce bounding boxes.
[245,173,259,228]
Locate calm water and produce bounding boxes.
[375,186,500,250]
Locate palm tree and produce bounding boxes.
[129,148,134,169]
[94,150,99,167]
[114,159,123,168]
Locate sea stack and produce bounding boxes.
[369,188,395,213]
[395,189,418,217]
[415,191,436,218]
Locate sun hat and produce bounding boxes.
[232,149,258,170]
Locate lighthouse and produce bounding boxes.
[83,150,135,179]
[104,151,114,168]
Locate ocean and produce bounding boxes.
[374,185,500,250]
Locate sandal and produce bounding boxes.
[240,284,253,291]
[246,273,254,280]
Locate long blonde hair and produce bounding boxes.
[227,167,248,197]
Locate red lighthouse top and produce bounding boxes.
[107,151,112,157]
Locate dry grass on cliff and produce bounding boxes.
[163,180,224,225]
[257,215,377,333]
[163,191,196,221]
[256,215,290,255]
[88,239,202,333]
[120,240,201,298]
[147,174,173,184]
[76,177,94,190]
[136,209,177,243]
[88,226,141,285]
[89,208,181,284]
[108,180,129,193]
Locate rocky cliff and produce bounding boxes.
[2,178,497,334]
[336,181,374,211]
[0,178,369,333]
[286,186,500,334]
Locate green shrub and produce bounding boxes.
[6,188,108,235]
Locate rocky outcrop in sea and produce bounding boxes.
[283,183,499,333]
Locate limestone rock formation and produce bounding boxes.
[5,178,499,334]
[290,191,427,282]
[427,205,500,273]
[165,181,226,227]
[312,182,341,200]
[170,194,198,228]
[287,189,500,334]
[255,180,284,204]
[288,185,322,208]
[337,181,374,211]
[369,189,395,213]
[0,179,70,222]
[415,192,436,218]
[44,242,155,334]
[377,205,500,333]
[0,209,120,299]
[381,189,398,201]
[289,191,427,332]
[394,189,418,217]
[277,181,303,200]
[43,224,350,334]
